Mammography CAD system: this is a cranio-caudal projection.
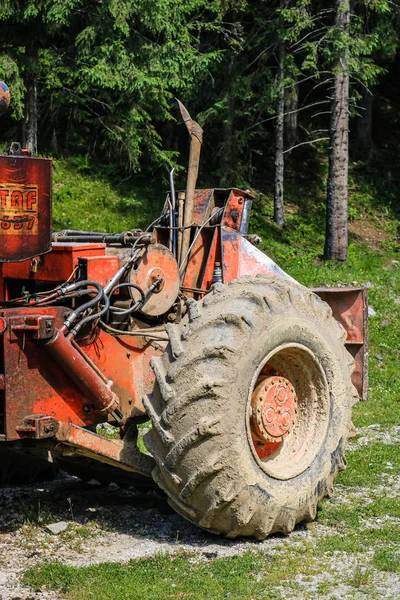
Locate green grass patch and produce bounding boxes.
[316,523,400,555]
[319,494,400,529]
[373,549,400,573]
[52,157,163,232]
[336,442,400,487]
[315,491,400,557]
[23,548,328,600]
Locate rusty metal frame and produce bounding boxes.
[54,422,154,478]
[313,287,368,400]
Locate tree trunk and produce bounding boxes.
[285,79,298,150]
[354,90,373,160]
[324,0,350,262]
[50,96,59,155]
[23,47,38,155]
[274,40,285,228]
[220,94,235,186]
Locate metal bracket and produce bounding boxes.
[55,422,154,478]
[8,315,55,340]
[16,414,59,438]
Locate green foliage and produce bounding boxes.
[336,443,400,487]
[0,53,25,119]
[1,0,399,194]
[0,0,235,169]
[51,157,162,231]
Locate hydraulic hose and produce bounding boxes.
[62,280,104,331]
[68,293,110,338]
[107,283,146,315]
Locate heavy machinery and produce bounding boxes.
[0,86,367,539]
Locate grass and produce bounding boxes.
[336,442,400,487]
[23,549,328,600]
[347,564,373,589]
[20,158,400,598]
[373,549,400,574]
[51,156,162,232]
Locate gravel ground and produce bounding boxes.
[1,426,399,600]
[347,424,400,449]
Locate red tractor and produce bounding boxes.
[0,90,367,539]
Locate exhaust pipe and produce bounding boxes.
[177,100,203,270]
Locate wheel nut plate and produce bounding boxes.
[251,376,297,443]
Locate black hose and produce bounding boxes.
[107,283,146,315]
[63,281,104,330]
[69,293,110,337]
[108,299,142,317]
[35,288,98,306]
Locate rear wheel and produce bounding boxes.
[144,276,358,539]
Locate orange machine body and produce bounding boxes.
[0,161,367,452]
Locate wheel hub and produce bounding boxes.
[251,376,297,444]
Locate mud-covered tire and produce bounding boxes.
[143,276,358,539]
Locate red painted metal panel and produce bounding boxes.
[81,328,162,418]
[1,242,107,285]
[44,329,120,416]
[222,227,293,284]
[313,287,368,400]
[80,255,120,289]
[183,232,207,292]
[191,189,214,226]
[222,189,247,232]
[0,156,52,261]
[313,287,366,343]
[55,422,154,477]
[221,228,240,283]
[1,304,160,440]
[2,307,101,440]
[183,228,218,295]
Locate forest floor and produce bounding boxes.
[0,160,399,600]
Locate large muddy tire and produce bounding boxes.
[144,276,358,539]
